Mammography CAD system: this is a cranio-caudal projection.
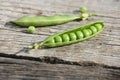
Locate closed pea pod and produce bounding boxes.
[11,12,97,27]
[12,15,79,27]
[31,21,104,49]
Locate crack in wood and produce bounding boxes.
[0,53,120,69]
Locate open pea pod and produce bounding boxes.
[31,21,104,49]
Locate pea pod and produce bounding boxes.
[11,13,97,27]
[31,21,104,49]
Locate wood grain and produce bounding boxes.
[0,57,120,80]
[0,0,120,68]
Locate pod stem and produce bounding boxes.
[79,13,98,20]
[28,43,42,49]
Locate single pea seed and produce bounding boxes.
[54,36,62,43]
[95,24,103,31]
[80,7,87,13]
[76,31,84,39]
[62,34,70,42]
[69,32,77,41]
[82,29,90,37]
[90,26,97,34]
[46,39,55,47]
[27,26,36,34]
[87,29,92,35]
[48,39,55,43]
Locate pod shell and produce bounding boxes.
[12,15,80,27]
[39,21,104,48]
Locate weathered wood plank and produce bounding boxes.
[0,57,120,80]
[0,0,120,67]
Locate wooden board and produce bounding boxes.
[0,57,120,80]
[0,0,120,68]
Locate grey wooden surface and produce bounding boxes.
[0,0,120,79]
[0,56,120,80]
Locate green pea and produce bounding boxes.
[95,24,103,31]
[46,38,55,47]
[90,26,97,34]
[27,26,36,34]
[82,29,90,37]
[48,39,55,43]
[62,34,70,42]
[80,7,88,13]
[87,29,92,35]
[54,36,62,43]
[69,32,77,41]
[30,21,104,48]
[76,31,84,39]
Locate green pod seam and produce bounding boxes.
[33,21,104,48]
[12,15,80,27]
